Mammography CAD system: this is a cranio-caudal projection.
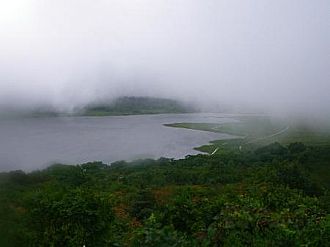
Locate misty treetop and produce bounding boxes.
[81,96,196,116]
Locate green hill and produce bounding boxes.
[81,96,196,116]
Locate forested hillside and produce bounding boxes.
[82,96,195,116]
[0,141,329,246]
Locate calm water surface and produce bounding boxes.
[0,113,238,171]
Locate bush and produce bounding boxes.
[28,188,113,246]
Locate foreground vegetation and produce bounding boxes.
[0,136,329,246]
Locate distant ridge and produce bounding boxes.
[0,97,197,118]
[81,96,196,116]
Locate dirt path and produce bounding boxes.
[210,147,219,155]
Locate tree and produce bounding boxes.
[29,188,113,246]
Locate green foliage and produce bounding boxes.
[28,188,113,246]
[0,141,329,246]
[131,215,195,247]
[83,96,195,116]
[130,189,155,220]
[288,142,306,153]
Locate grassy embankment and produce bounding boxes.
[165,115,330,187]
[164,115,330,150]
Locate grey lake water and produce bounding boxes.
[0,113,238,171]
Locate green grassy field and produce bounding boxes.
[166,115,330,190]
[165,115,330,150]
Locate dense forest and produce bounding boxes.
[0,139,329,246]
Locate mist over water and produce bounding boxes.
[0,113,237,171]
[0,0,329,117]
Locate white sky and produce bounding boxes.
[0,0,329,115]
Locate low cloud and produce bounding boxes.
[0,0,329,117]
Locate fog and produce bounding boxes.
[0,0,329,117]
